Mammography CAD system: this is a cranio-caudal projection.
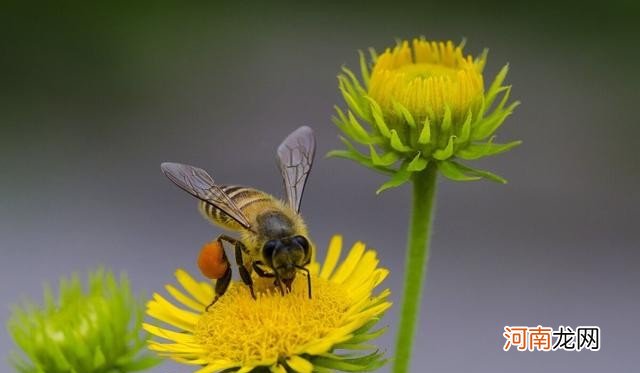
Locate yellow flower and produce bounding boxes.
[368,39,484,122]
[330,37,521,192]
[144,236,391,373]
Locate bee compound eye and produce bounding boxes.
[263,239,279,260]
[198,240,228,279]
[292,235,309,252]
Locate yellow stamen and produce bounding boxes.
[194,276,351,363]
[369,39,484,120]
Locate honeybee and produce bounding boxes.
[161,126,316,310]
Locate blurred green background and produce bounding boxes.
[1,1,638,372]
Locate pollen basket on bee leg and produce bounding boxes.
[198,240,229,279]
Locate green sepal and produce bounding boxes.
[389,130,412,152]
[9,353,35,373]
[313,350,387,372]
[456,140,522,160]
[471,101,519,141]
[407,153,428,172]
[369,146,399,167]
[351,318,380,336]
[418,116,431,144]
[327,137,393,175]
[312,366,335,373]
[342,327,388,345]
[433,136,455,160]
[456,110,473,144]
[341,66,367,96]
[485,64,509,110]
[92,347,106,369]
[333,107,363,143]
[376,164,412,194]
[365,97,391,138]
[368,47,378,63]
[438,160,507,183]
[347,111,374,144]
[452,161,507,183]
[332,343,377,351]
[312,356,386,372]
[440,106,452,135]
[475,47,488,71]
[340,68,370,120]
[393,101,416,128]
[339,84,368,120]
[498,85,512,108]
[359,51,371,86]
[476,95,487,122]
[327,149,389,177]
[437,161,481,181]
[321,350,385,365]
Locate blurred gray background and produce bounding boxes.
[1,1,638,372]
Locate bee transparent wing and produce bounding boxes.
[276,126,316,212]
[161,162,252,229]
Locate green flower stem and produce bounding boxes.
[393,163,438,373]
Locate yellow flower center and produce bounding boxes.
[144,237,391,372]
[194,275,350,365]
[368,39,484,120]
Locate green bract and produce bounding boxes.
[8,269,159,373]
[328,39,521,193]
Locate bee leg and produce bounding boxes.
[273,274,286,296]
[252,262,275,278]
[205,264,232,311]
[235,243,256,300]
[295,265,312,299]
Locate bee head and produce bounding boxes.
[263,235,310,290]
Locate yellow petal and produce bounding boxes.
[286,356,313,373]
[148,341,205,354]
[342,250,378,290]
[199,281,214,299]
[175,269,212,305]
[166,284,205,312]
[307,262,320,277]
[195,361,239,373]
[372,268,389,287]
[152,293,200,323]
[302,338,338,355]
[172,356,210,365]
[348,301,392,324]
[143,323,196,344]
[146,307,194,331]
[270,364,287,373]
[346,278,378,305]
[320,235,342,279]
[331,241,365,284]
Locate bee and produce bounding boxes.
[161,126,316,310]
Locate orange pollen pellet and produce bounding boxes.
[197,240,228,279]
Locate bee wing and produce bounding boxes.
[161,162,252,229]
[276,126,316,212]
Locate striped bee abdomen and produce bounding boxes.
[199,185,273,230]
